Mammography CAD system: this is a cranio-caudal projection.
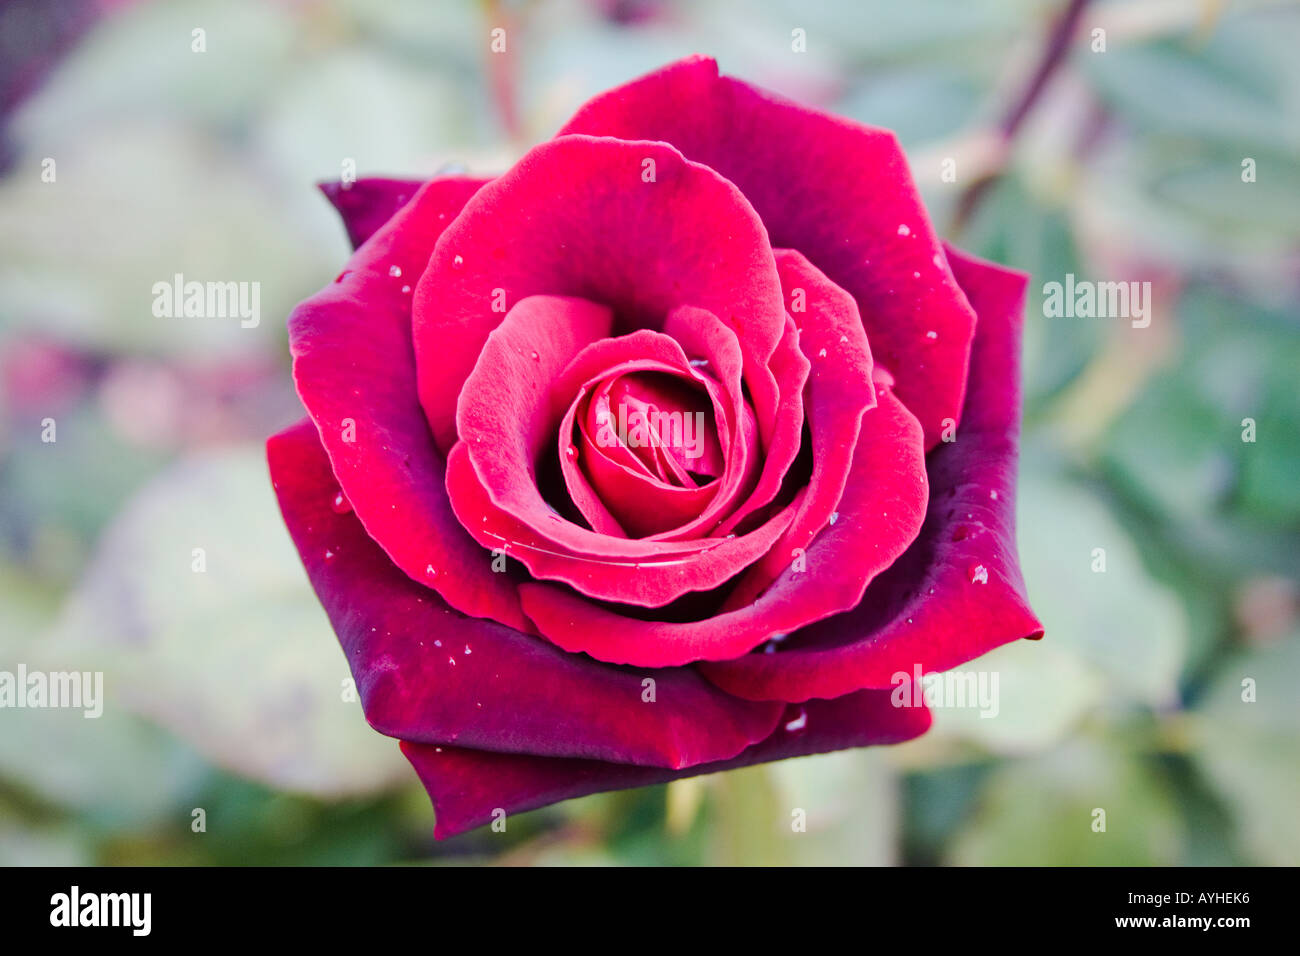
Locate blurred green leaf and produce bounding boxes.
[1017,462,1189,708]
[928,637,1103,753]
[44,444,410,797]
[949,738,1183,865]
[1190,633,1300,866]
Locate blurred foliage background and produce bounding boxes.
[0,0,1296,866]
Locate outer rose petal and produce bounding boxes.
[268,418,784,768]
[402,689,931,839]
[699,246,1045,702]
[319,177,426,249]
[559,55,975,450]
[518,390,927,667]
[412,135,788,454]
[290,176,530,630]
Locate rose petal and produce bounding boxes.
[447,440,801,608]
[721,249,875,607]
[518,390,927,667]
[402,688,930,839]
[268,418,784,768]
[698,245,1045,702]
[412,135,788,454]
[319,177,426,249]
[290,176,530,629]
[559,55,975,450]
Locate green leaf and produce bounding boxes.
[43,445,410,797]
[949,738,1183,865]
[1190,634,1300,866]
[1016,464,1189,708]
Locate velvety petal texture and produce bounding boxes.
[269,418,785,768]
[269,56,1042,840]
[698,247,1044,702]
[403,688,931,839]
[319,177,424,249]
[559,55,976,450]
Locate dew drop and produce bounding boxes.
[401,285,411,295]
[817,347,827,358]
[989,490,999,500]
[565,444,578,460]
[323,549,335,560]
[425,564,439,578]
[925,330,938,342]
[530,350,540,361]
[331,491,352,514]
[452,254,464,269]
[388,265,402,278]
[829,511,840,525]
[839,334,848,345]
[784,707,808,732]
[968,563,989,585]
[897,224,911,236]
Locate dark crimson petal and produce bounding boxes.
[402,688,931,839]
[722,249,875,607]
[412,135,788,454]
[518,390,926,667]
[699,246,1045,702]
[290,176,531,630]
[559,55,976,450]
[268,418,784,768]
[319,177,426,249]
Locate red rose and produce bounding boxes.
[268,56,1042,839]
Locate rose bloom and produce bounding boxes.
[268,56,1042,839]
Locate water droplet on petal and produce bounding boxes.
[388,265,402,278]
[784,708,808,732]
[425,564,439,578]
[331,491,352,513]
[829,511,840,525]
[968,563,989,585]
[452,254,464,269]
[323,549,335,560]
[897,224,911,236]
[817,347,827,358]
[925,330,938,342]
[530,350,540,361]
